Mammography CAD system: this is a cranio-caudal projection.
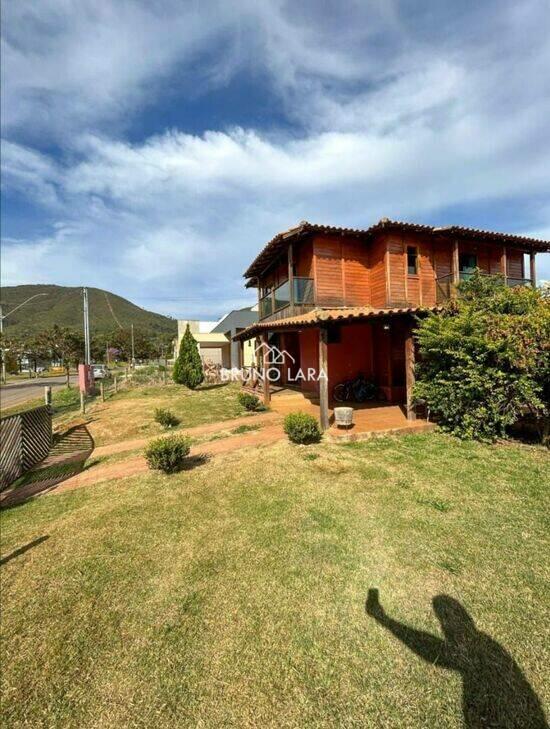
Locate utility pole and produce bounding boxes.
[131,324,135,369]
[0,303,5,384]
[83,288,91,365]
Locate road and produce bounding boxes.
[0,374,79,411]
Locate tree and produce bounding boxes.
[38,326,85,388]
[173,324,204,389]
[414,272,550,442]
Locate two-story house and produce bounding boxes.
[234,218,549,430]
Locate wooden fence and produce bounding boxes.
[0,405,52,490]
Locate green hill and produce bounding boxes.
[0,285,176,338]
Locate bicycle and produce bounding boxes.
[333,374,378,403]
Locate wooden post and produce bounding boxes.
[44,386,52,409]
[163,358,168,384]
[530,252,536,287]
[100,381,105,402]
[288,242,294,315]
[260,333,271,407]
[405,327,416,421]
[319,327,329,432]
[80,391,86,414]
[501,246,507,284]
[452,240,459,285]
[114,375,118,393]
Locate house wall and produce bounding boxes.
[256,231,529,314]
[312,235,370,307]
[298,322,404,401]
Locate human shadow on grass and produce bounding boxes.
[366,589,547,729]
[0,535,49,566]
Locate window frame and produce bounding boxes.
[407,246,419,276]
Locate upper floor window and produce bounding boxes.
[459,253,477,273]
[407,246,418,275]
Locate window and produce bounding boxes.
[407,246,418,275]
[459,253,477,273]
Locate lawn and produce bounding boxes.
[3,381,255,446]
[1,433,548,727]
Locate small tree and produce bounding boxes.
[173,324,204,389]
[414,272,549,442]
[39,326,85,388]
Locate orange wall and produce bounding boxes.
[258,232,528,309]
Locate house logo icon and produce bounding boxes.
[254,341,296,364]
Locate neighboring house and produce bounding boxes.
[173,320,228,366]
[211,305,258,369]
[234,218,550,429]
[174,307,258,368]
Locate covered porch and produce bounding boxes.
[268,388,433,441]
[234,306,436,433]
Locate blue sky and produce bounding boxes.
[2,0,549,320]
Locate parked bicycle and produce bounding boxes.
[333,374,379,403]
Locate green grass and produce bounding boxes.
[0,385,92,419]
[1,432,548,727]
[84,382,255,446]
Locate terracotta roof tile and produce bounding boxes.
[232,305,441,341]
[244,218,550,280]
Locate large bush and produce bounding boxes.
[145,435,191,473]
[283,412,322,444]
[414,273,549,442]
[173,324,204,389]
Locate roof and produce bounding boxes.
[243,218,550,279]
[210,306,258,334]
[232,305,440,341]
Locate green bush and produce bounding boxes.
[173,324,204,389]
[414,272,549,442]
[283,412,322,444]
[237,392,263,411]
[154,408,180,429]
[145,435,191,473]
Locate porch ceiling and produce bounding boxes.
[232,305,441,341]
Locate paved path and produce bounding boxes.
[0,374,78,410]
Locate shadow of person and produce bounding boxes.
[366,589,547,728]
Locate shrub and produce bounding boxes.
[414,272,550,442]
[283,412,322,444]
[237,392,263,411]
[173,324,204,389]
[145,435,191,473]
[154,408,180,429]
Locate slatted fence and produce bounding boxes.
[0,406,52,490]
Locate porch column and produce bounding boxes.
[530,252,537,286]
[260,333,271,406]
[452,240,459,286]
[405,326,416,421]
[318,326,330,432]
[288,242,294,315]
[501,246,507,284]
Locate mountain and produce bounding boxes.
[0,285,176,338]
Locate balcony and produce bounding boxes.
[436,272,532,304]
[259,277,315,320]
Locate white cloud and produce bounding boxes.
[2,0,550,316]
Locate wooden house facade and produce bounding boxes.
[234,219,549,430]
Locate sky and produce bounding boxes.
[2,0,550,320]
